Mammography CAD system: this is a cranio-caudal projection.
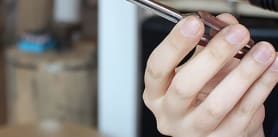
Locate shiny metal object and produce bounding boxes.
[127,0,255,59]
[127,0,184,23]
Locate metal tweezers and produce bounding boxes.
[127,0,255,59]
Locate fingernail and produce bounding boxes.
[270,55,278,71]
[180,16,201,37]
[224,25,247,45]
[253,43,274,64]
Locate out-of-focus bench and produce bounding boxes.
[0,122,101,137]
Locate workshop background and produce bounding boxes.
[0,0,277,137]
[0,0,99,136]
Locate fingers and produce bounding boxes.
[252,126,265,137]
[229,53,278,123]
[216,13,239,24]
[144,16,204,99]
[177,13,239,73]
[248,106,266,136]
[208,105,265,137]
[210,13,239,36]
[164,24,250,115]
[191,13,239,64]
[217,53,278,135]
[192,42,276,132]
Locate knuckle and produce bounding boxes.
[156,117,172,136]
[206,47,228,62]
[204,103,225,120]
[142,91,164,117]
[145,58,166,80]
[192,117,213,132]
[170,80,194,99]
[237,65,254,80]
[142,91,152,109]
[257,106,266,123]
[236,125,248,134]
[260,76,275,88]
[192,119,205,131]
[238,105,252,116]
[234,115,250,131]
[192,104,225,132]
[260,71,278,88]
[164,35,185,53]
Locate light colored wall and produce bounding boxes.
[98,0,140,137]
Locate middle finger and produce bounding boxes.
[164,24,250,116]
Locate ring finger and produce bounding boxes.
[191,42,276,134]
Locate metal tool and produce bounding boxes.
[127,0,255,59]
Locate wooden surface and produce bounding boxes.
[0,122,101,137]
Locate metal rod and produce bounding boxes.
[127,0,255,59]
[127,0,183,23]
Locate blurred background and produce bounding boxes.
[0,0,276,137]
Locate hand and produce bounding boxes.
[143,13,278,137]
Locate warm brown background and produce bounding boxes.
[0,46,6,125]
[0,0,6,125]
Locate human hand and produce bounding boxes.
[143,13,278,137]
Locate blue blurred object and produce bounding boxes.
[17,32,57,53]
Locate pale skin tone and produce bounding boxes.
[143,13,278,137]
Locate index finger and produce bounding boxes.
[144,16,204,99]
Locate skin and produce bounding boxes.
[143,13,278,137]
